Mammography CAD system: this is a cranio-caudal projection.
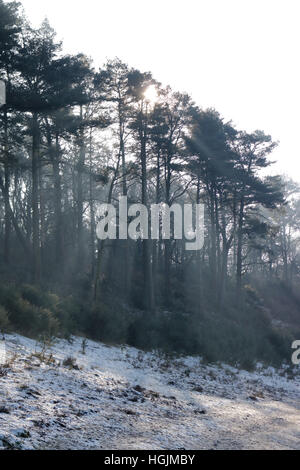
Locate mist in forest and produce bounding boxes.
[0,0,299,369]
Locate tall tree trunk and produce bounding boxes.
[89,130,96,280]
[39,161,46,267]
[196,176,202,313]
[53,134,64,271]
[140,121,155,313]
[236,196,245,293]
[281,225,289,283]
[77,106,85,271]
[214,191,221,284]
[32,112,41,283]
[152,150,161,299]
[0,175,32,258]
[209,190,217,291]
[119,111,129,298]
[218,243,229,310]
[3,109,10,265]
[164,154,172,306]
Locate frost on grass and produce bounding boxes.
[0,334,299,450]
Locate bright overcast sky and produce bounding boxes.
[20,0,300,182]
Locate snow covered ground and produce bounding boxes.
[0,334,299,450]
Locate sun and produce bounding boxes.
[144,85,158,104]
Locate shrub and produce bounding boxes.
[86,302,129,344]
[0,285,60,338]
[63,356,79,370]
[0,306,10,333]
[0,281,292,368]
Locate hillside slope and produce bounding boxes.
[0,334,299,450]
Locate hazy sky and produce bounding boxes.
[21,0,300,181]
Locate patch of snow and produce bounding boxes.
[0,334,298,450]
